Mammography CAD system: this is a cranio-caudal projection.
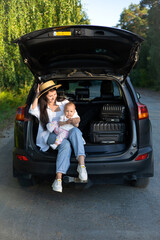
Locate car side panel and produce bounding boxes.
[138,119,152,148]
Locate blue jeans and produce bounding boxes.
[47,128,85,174]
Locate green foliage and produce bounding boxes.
[140,0,159,8]
[131,40,151,87]
[0,0,90,91]
[116,4,148,38]
[0,84,31,129]
[53,0,90,25]
[117,1,160,90]
[147,3,160,90]
[140,0,160,90]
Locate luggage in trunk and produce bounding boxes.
[90,121,125,144]
[100,104,125,122]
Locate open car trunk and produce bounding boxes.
[29,77,133,157]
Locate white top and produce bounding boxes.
[59,111,80,131]
[29,99,69,151]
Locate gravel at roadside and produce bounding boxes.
[0,123,14,148]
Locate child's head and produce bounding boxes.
[64,102,76,118]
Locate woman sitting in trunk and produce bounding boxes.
[46,102,83,149]
[29,80,88,193]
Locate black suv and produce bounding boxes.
[13,25,153,188]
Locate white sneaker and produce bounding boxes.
[77,165,88,181]
[50,144,58,150]
[52,179,62,192]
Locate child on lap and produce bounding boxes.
[47,102,80,149]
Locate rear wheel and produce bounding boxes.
[13,166,35,187]
[130,177,150,188]
[17,176,33,187]
[17,175,35,187]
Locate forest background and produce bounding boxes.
[0,0,160,128]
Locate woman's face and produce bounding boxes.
[46,89,57,104]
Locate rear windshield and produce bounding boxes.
[56,80,122,101]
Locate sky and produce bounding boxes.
[81,0,141,27]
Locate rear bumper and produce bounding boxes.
[13,146,154,178]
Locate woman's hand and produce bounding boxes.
[59,118,80,127]
[35,83,43,98]
[31,83,43,109]
[68,118,80,127]
[66,119,72,124]
[59,120,72,126]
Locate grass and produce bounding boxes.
[0,85,31,130]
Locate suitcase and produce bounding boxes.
[90,121,125,144]
[100,104,125,122]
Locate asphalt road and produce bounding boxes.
[0,89,160,240]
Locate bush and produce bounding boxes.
[0,84,31,129]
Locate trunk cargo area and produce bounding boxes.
[31,101,131,156]
[30,79,132,157]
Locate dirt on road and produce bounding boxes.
[0,123,14,148]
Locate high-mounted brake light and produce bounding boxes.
[15,105,26,121]
[135,153,149,161]
[17,154,29,161]
[137,103,149,120]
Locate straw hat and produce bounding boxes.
[38,80,62,99]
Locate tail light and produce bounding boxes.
[17,154,29,161]
[15,105,26,121]
[137,102,149,120]
[135,153,149,161]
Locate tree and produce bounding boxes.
[140,0,159,8]
[116,4,151,87]
[0,0,90,90]
[117,2,160,89]
[140,0,160,90]
[53,0,89,26]
[116,4,148,38]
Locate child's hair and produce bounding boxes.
[64,102,76,111]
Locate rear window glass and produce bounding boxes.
[57,80,122,100]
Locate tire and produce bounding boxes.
[130,177,150,188]
[17,175,35,187]
[13,166,19,178]
[13,166,35,187]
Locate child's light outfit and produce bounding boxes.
[46,111,80,148]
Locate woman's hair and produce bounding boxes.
[39,92,49,130]
[38,89,67,130]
